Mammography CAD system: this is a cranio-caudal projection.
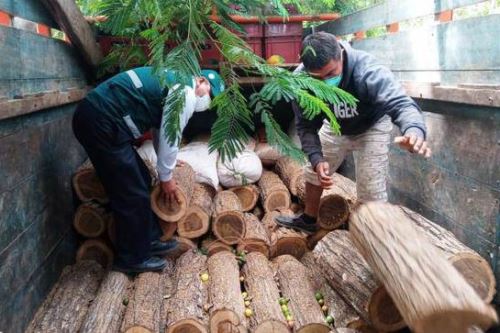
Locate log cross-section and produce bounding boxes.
[262,209,308,259]
[258,170,291,213]
[178,183,215,239]
[212,191,246,245]
[237,213,271,258]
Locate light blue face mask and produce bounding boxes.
[324,74,342,87]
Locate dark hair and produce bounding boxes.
[300,32,341,70]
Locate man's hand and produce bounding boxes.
[315,161,333,189]
[394,134,432,158]
[161,179,181,205]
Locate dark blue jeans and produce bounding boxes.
[72,99,161,265]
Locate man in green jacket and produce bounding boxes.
[73,67,224,272]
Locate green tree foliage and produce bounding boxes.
[80,0,358,162]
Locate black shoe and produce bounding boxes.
[275,214,318,235]
[113,256,166,273]
[151,239,178,256]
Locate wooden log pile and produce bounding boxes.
[40,154,496,333]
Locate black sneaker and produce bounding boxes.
[151,239,178,256]
[113,256,166,273]
[275,214,318,235]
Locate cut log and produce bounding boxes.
[73,166,108,204]
[178,183,215,239]
[313,230,405,332]
[26,260,104,333]
[76,238,114,269]
[73,202,111,238]
[317,174,357,230]
[200,236,233,257]
[306,228,330,250]
[237,213,271,258]
[350,203,498,333]
[334,329,361,333]
[273,255,330,333]
[241,252,289,333]
[121,271,164,333]
[399,205,496,303]
[258,170,291,213]
[208,251,246,333]
[274,156,305,196]
[151,163,196,222]
[166,237,197,260]
[212,191,246,245]
[80,271,132,333]
[301,252,364,329]
[252,205,265,220]
[289,202,304,214]
[229,185,260,212]
[166,251,209,333]
[262,209,308,259]
[160,221,178,241]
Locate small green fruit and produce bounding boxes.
[200,273,209,282]
[245,308,253,317]
[122,297,129,306]
[315,292,323,301]
[242,291,248,299]
[325,315,334,324]
[278,297,287,305]
[318,299,324,305]
[321,305,328,313]
[281,304,288,312]
[244,300,251,307]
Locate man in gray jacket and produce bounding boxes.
[276,32,431,234]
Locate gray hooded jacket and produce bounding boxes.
[294,41,426,168]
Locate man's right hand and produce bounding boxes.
[315,161,333,189]
[161,179,181,205]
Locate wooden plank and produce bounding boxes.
[317,0,485,36]
[0,25,88,98]
[0,0,57,27]
[0,87,89,121]
[40,0,102,67]
[402,82,500,107]
[351,14,500,85]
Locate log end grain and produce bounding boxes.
[73,168,108,203]
[263,190,291,213]
[297,323,331,333]
[254,320,290,333]
[160,221,178,241]
[151,185,188,222]
[213,212,246,245]
[317,194,350,230]
[237,242,270,259]
[73,203,109,238]
[367,286,406,332]
[229,185,259,212]
[167,320,208,333]
[201,238,233,257]
[76,239,114,269]
[166,237,197,260]
[178,206,210,239]
[450,253,496,303]
[273,235,308,259]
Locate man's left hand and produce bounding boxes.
[394,134,432,158]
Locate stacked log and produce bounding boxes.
[166,237,197,260]
[262,209,308,259]
[160,221,178,241]
[258,170,291,213]
[229,185,260,212]
[313,230,405,332]
[274,255,331,333]
[73,202,111,238]
[208,251,246,333]
[26,260,104,333]
[76,238,114,269]
[241,252,289,333]
[350,202,498,333]
[178,183,215,239]
[80,271,132,333]
[201,236,233,257]
[399,205,496,302]
[211,191,246,245]
[166,251,209,333]
[72,161,108,204]
[151,163,196,222]
[274,156,305,197]
[237,213,271,258]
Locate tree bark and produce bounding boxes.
[73,202,111,238]
[166,237,198,260]
[262,209,307,259]
[72,166,108,204]
[229,185,260,212]
[399,205,496,302]
[76,238,114,269]
[178,183,215,239]
[241,252,289,333]
[313,230,405,332]
[237,213,271,258]
[26,260,104,333]
[316,174,357,230]
[151,163,196,222]
[306,228,330,250]
[350,202,498,333]
[201,236,234,257]
[252,205,265,220]
[301,252,365,329]
[80,271,132,333]
[121,271,164,333]
[212,191,246,245]
[208,251,246,333]
[273,255,330,333]
[258,170,291,213]
[166,251,209,333]
[274,156,304,197]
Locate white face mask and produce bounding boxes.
[194,94,211,112]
